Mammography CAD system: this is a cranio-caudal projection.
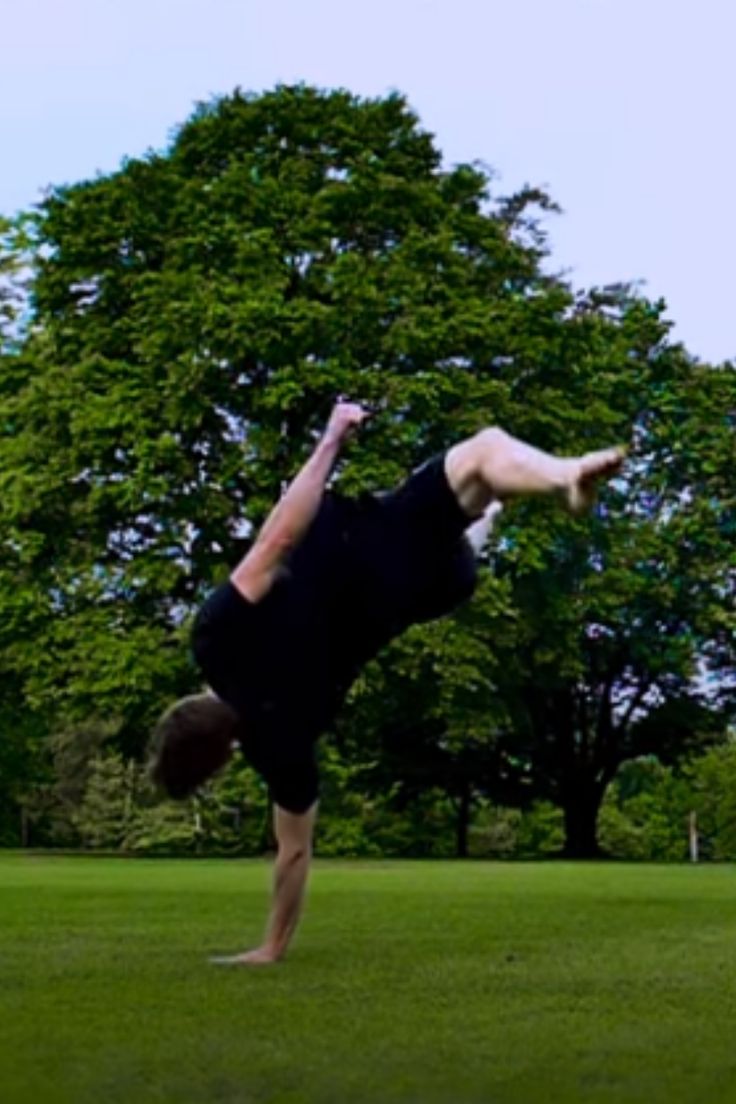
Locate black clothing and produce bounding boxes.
[191,454,477,812]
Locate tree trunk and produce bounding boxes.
[455,783,472,858]
[561,785,605,858]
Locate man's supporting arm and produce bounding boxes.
[224,802,317,966]
[261,803,317,960]
[231,401,369,603]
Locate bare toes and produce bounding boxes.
[566,446,625,512]
[579,446,626,482]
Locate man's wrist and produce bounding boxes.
[262,938,284,961]
[320,428,344,453]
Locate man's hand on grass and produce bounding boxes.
[210,946,279,967]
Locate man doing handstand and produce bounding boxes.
[151,401,624,963]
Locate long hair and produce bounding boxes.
[149,693,239,799]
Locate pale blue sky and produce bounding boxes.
[3,0,734,362]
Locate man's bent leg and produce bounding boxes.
[445,427,625,517]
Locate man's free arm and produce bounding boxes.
[231,400,369,603]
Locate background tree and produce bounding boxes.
[0,86,732,855]
[341,288,733,856]
[482,317,734,855]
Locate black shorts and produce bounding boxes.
[192,576,328,814]
[191,453,477,812]
[379,452,476,543]
[342,453,478,636]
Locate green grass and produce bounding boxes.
[2,856,736,1104]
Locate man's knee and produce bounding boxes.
[475,426,509,453]
[446,427,509,512]
[456,426,510,477]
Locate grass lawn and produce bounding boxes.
[2,855,736,1104]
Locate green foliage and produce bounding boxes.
[128,756,273,857]
[0,705,47,846]
[687,742,736,860]
[14,737,736,862]
[0,214,32,349]
[515,801,565,857]
[0,85,733,860]
[598,758,691,861]
[128,797,200,856]
[468,803,522,857]
[74,751,141,850]
[194,759,272,855]
[467,801,565,858]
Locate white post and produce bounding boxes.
[689,810,699,863]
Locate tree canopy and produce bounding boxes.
[1,85,733,855]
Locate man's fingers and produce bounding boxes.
[209,952,275,966]
[325,397,377,444]
[335,395,378,417]
[329,402,372,437]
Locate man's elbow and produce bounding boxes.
[277,843,312,867]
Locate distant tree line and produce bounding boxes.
[10,737,736,863]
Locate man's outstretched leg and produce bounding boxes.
[446,427,625,517]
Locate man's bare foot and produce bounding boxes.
[564,446,626,513]
[210,947,279,967]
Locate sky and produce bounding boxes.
[2,0,734,363]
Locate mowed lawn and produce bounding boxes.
[2,856,736,1104]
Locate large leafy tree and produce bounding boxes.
[1,86,732,856]
[340,286,733,856]
[487,315,734,855]
[0,86,555,739]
